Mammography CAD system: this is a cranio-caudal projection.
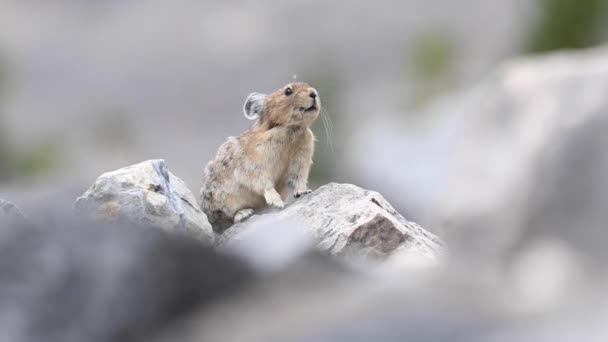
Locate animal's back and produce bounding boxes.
[199,137,240,230]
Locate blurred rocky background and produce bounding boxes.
[0,0,537,202]
[1,0,608,221]
[2,0,608,341]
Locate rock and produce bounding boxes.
[0,199,26,223]
[0,218,252,342]
[346,46,608,263]
[75,159,214,243]
[429,47,608,262]
[218,183,442,264]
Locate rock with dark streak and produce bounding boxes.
[219,183,442,265]
[75,160,214,243]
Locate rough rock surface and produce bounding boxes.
[219,183,442,264]
[0,199,26,223]
[75,160,214,242]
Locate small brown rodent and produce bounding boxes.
[199,82,320,232]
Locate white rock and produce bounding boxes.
[218,183,443,264]
[75,160,214,242]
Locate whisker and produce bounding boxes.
[321,105,334,135]
[322,105,334,133]
[320,105,334,152]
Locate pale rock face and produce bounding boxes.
[347,46,608,263]
[75,160,214,243]
[433,48,608,254]
[219,183,443,265]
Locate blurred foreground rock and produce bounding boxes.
[0,219,252,342]
[75,160,214,242]
[219,183,443,266]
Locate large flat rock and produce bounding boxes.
[218,183,442,265]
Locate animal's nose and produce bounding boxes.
[309,91,317,99]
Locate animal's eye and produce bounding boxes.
[284,87,293,96]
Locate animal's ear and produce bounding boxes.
[243,93,266,120]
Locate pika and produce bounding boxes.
[199,83,320,232]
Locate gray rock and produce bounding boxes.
[219,183,442,264]
[0,218,252,342]
[0,199,26,223]
[430,47,608,262]
[347,46,608,264]
[75,159,214,243]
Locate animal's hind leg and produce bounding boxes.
[234,208,255,223]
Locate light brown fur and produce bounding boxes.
[199,83,320,232]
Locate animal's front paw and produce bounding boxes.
[264,190,285,209]
[234,208,255,223]
[294,189,312,199]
